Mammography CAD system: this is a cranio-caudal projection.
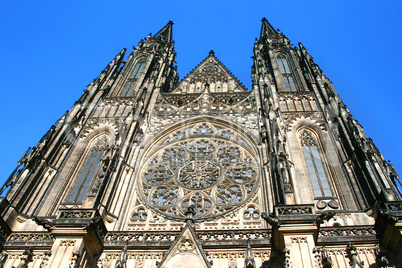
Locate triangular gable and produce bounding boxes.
[171,50,247,94]
[157,221,211,268]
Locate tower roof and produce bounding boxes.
[153,20,174,43]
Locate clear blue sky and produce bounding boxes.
[0,1,401,187]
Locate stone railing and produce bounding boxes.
[58,209,97,219]
[104,229,271,246]
[275,204,314,216]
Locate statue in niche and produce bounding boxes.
[321,247,332,268]
[115,242,128,268]
[0,251,8,267]
[374,244,389,267]
[347,242,364,268]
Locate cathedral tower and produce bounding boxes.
[0,19,401,268]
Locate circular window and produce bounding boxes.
[138,131,259,220]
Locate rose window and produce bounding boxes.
[138,134,259,220]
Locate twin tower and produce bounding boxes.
[0,19,401,268]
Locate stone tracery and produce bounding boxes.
[138,123,259,220]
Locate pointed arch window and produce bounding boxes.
[120,58,147,97]
[300,130,332,197]
[66,139,107,203]
[277,54,297,92]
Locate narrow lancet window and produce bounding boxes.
[120,58,146,97]
[300,130,332,197]
[66,139,107,203]
[277,54,297,92]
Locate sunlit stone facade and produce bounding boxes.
[0,19,401,267]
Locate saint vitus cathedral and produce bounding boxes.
[0,18,401,268]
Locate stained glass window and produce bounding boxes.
[121,58,146,97]
[300,130,332,197]
[66,138,108,203]
[277,54,297,92]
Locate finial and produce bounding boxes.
[209,50,215,56]
[168,20,174,25]
[262,17,267,22]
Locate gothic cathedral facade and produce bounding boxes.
[0,19,401,268]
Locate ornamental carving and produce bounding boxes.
[138,126,259,220]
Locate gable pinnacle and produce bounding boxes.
[172,50,248,92]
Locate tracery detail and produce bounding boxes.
[138,124,259,220]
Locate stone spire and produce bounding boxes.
[260,17,277,38]
[154,20,174,43]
